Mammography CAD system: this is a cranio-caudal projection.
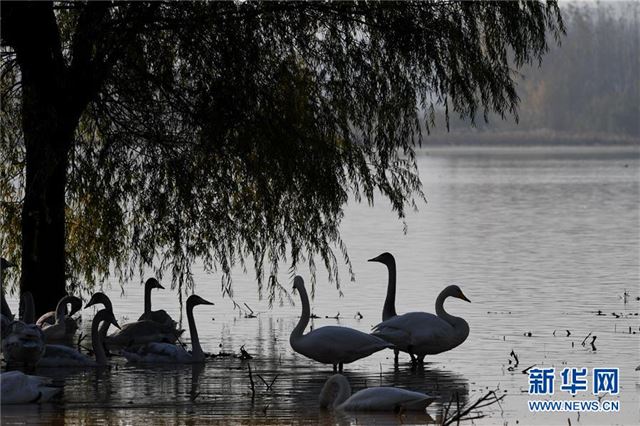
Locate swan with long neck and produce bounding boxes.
[90,293,183,351]
[39,295,82,344]
[369,252,404,363]
[319,374,435,412]
[123,295,213,364]
[290,276,392,372]
[1,371,62,404]
[137,278,177,328]
[36,295,83,328]
[372,284,470,364]
[38,308,120,367]
[1,292,45,368]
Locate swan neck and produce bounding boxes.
[290,285,310,342]
[436,291,459,326]
[382,259,397,321]
[320,375,352,408]
[55,297,68,322]
[144,283,152,314]
[187,302,203,360]
[92,311,108,365]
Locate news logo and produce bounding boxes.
[527,367,620,412]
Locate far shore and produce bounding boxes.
[420,130,640,147]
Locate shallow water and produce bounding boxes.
[3,145,639,425]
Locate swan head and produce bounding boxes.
[292,275,305,291]
[445,285,471,303]
[368,252,395,266]
[85,292,112,310]
[145,277,164,290]
[1,258,15,270]
[186,295,214,308]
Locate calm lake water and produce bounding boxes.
[2,145,639,425]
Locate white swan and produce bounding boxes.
[123,295,213,364]
[38,308,119,367]
[319,374,435,411]
[36,295,82,328]
[2,292,45,368]
[137,278,177,328]
[290,276,392,372]
[372,285,470,364]
[86,293,182,351]
[368,252,402,363]
[1,371,62,404]
[39,295,82,344]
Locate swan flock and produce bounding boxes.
[0,253,470,409]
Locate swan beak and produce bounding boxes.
[459,291,471,303]
[202,299,214,306]
[112,319,121,330]
[156,283,165,290]
[367,256,379,262]
[84,301,94,309]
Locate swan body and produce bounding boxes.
[290,276,392,372]
[1,371,62,404]
[372,285,470,362]
[84,291,183,351]
[38,308,119,367]
[319,374,435,412]
[104,319,182,350]
[2,292,45,367]
[123,295,213,364]
[40,295,82,344]
[137,278,177,328]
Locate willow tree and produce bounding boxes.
[0,1,563,315]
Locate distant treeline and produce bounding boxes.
[430,2,639,144]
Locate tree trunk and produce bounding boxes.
[20,124,72,318]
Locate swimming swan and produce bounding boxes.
[2,292,45,368]
[36,295,83,328]
[372,285,470,364]
[137,278,177,328]
[38,308,120,367]
[123,295,213,364]
[319,374,435,411]
[85,292,183,351]
[290,276,392,372]
[39,295,82,344]
[1,371,62,404]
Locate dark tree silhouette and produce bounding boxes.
[0,1,563,315]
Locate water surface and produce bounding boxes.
[3,145,639,425]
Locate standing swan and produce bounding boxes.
[372,285,470,364]
[137,278,176,328]
[290,276,392,372]
[123,295,213,364]
[38,308,120,367]
[368,252,402,363]
[319,374,435,411]
[1,371,62,404]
